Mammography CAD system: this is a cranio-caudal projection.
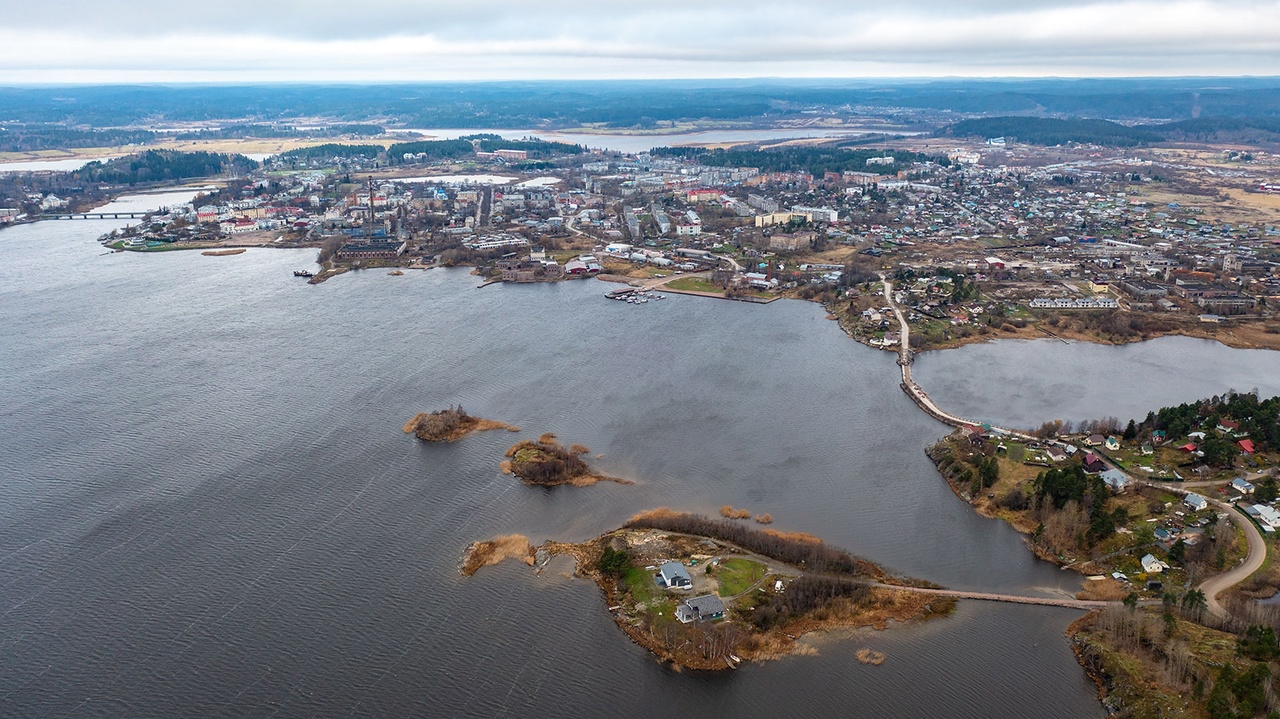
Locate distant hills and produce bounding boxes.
[2,79,1280,131]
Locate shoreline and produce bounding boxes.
[464,517,953,671]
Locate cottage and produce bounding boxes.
[1104,436,1121,451]
[1246,504,1280,532]
[1183,493,1209,512]
[1231,478,1256,495]
[1141,554,1169,574]
[1045,446,1068,462]
[676,594,726,623]
[657,561,693,590]
[1239,439,1256,454]
[1084,434,1106,447]
[1082,452,1106,473]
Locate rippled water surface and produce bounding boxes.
[5,199,1275,716]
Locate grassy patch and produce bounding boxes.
[714,558,767,597]
[666,277,721,293]
[624,566,661,606]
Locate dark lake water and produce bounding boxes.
[3,195,1275,717]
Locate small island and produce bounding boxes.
[403,406,519,442]
[463,509,952,670]
[501,433,631,487]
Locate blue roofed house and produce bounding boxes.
[1100,468,1132,493]
[657,561,693,590]
[1231,478,1255,495]
[1184,493,1209,512]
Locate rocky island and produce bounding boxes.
[501,433,631,487]
[403,406,519,442]
[464,509,953,670]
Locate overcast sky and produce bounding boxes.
[2,0,1278,82]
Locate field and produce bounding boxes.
[712,558,768,597]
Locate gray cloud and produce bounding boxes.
[1,0,1278,80]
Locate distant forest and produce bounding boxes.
[470,135,584,156]
[78,151,259,185]
[172,124,384,140]
[276,143,381,162]
[0,125,156,153]
[652,145,940,175]
[945,116,1280,147]
[4,79,1280,130]
[386,139,476,162]
[0,123,384,153]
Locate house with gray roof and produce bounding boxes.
[676,594,725,623]
[657,561,692,590]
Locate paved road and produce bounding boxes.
[868,583,1112,610]
[879,276,1269,617]
[1140,480,1267,617]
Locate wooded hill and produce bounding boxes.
[77,150,259,185]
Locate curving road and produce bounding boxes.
[1139,481,1267,617]
[880,276,1268,617]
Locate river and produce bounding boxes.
[2,199,1275,716]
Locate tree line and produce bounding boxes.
[275,143,381,162]
[650,145,937,176]
[946,115,1280,148]
[624,511,879,577]
[1136,391,1280,455]
[0,124,157,153]
[77,151,259,185]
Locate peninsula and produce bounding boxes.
[464,509,953,670]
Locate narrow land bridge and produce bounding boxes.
[868,583,1111,610]
[878,276,1265,617]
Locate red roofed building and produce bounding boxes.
[1239,439,1256,454]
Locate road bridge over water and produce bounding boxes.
[40,212,150,220]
